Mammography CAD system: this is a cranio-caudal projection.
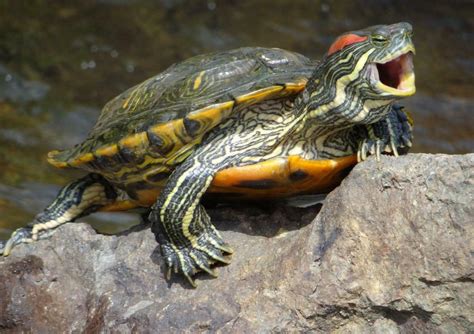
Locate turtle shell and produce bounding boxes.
[48,47,316,183]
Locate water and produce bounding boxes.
[0,0,472,238]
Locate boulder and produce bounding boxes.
[1,154,473,333]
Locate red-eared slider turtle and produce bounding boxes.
[1,23,415,286]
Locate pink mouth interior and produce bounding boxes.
[376,52,413,89]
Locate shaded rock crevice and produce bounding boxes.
[371,305,434,325]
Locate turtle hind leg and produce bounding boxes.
[0,173,117,256]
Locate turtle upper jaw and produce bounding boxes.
[367,45,416,97]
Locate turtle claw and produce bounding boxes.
[196,264,219,278]
[1,227,34,256]
[375,140,381,161]
[358,138,384,162]
[391,139,399,157]
[1,226,57,257]
[158,231,232,286]
[183,273,197,288]
[208,252,232,264]
[189,252,219,277]
[357,105,413,161]
[216,243,234,254]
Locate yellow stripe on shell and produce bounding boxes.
[283,79,308,95]
[119,131,149,149]
[95,144,119,157]
[47,150,70,168]
[69,152,95,167]
[234,85,284,107]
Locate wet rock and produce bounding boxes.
[0,153,472,332]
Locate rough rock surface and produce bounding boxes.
[1,154,473,333]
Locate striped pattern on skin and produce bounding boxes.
[30,174,117,238]
[303,48,390,125]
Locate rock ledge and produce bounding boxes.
[1,154,473,333]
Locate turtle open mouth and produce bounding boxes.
[367,51,415,96]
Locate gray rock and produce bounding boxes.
[0,153,472,333]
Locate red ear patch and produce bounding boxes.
[327,34,368,56]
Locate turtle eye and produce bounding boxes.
[371,34,388,46]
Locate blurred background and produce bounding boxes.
[0,0,472,239]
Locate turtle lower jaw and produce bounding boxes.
[368,50,416,97]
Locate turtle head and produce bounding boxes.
[326,22,415,98]
[303,22,415,125]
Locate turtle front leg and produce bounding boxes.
[357,104,413,161]
[150,157,233,287]
[0,173,117,256]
